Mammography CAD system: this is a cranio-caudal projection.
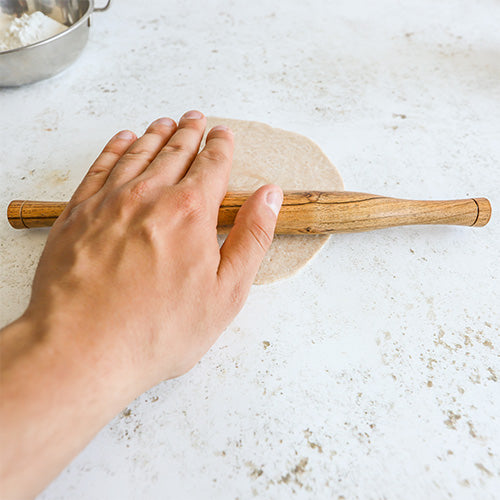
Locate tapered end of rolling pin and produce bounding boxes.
[472,198,492,227]
[7,200,26,229]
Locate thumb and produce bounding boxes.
[218,184,283,294]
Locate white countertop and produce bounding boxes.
[1,0,499,498]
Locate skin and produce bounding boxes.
[0,110,283,499]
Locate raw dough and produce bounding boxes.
[205,117,344,284]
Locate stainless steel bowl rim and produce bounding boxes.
[1,0,96,55]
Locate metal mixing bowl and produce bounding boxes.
[0,0,111,87]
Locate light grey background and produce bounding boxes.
[0,0,499,498]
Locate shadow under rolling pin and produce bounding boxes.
[7,191,491,233]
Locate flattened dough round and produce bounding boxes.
[205,117,344,284]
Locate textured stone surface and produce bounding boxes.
[0,0,499,498]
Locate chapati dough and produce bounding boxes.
[205,117,344,284]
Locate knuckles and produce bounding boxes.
[198,148,230,165]
[99,180,154,223]
[159,142,190,157]
[228,280,246,310]
[171,187,206,220]
[86,164,111,178]
[246,220,273,253]
[120,150,155,164]
[128,179,151,202]
[111,179,153,207]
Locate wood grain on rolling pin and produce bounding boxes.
[8,191,491,232]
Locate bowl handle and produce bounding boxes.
[94,0,112,12]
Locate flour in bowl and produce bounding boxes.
[0,11,67,52]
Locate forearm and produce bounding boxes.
[0,113,280,498]
[0,314,135,499]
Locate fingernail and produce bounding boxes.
[182,110,203,120]
[116,130,135,140]
[266,189,283,217]
[152,117,176,127]
[211,125,233,134]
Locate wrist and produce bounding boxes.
[16,307,141,408]
[0,311,138,498]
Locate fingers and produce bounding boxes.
[181,125,234,208]
[66,130,137,210]
[103,117,177,189]
[218,185,283,303]
[140,110,207,185]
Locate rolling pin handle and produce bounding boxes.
[7,200,67,229]
[471,198,492,227]
[7,200,27,229]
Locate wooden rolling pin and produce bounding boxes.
[7,191,491,233]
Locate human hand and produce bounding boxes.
[0,110,282,497]
[26,110,283,392]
